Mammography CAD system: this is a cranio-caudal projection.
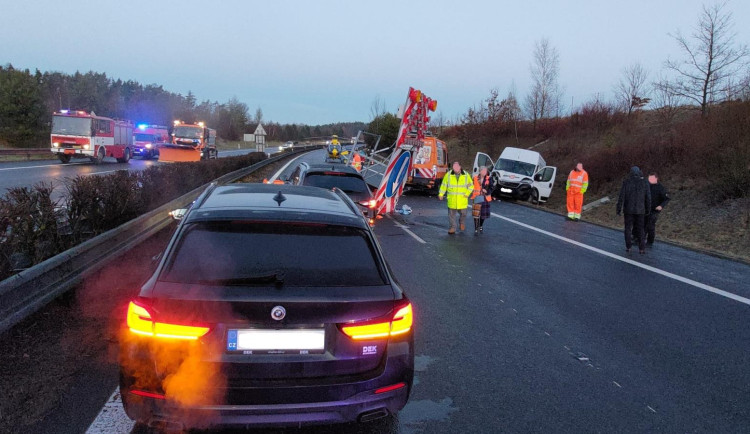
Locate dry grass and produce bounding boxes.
[536,175,750,263]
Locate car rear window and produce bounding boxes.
[303,173,369,194]
[161,222,386,287]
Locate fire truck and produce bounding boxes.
[50,110,134,164]
[132,124,169,159]
[158,120,218,162]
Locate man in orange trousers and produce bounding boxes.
[566,162,589,221]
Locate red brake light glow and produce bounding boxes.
[127,301,210,340]
[340,303,413,340]
[129,389,166,400]
[375,382,406,394]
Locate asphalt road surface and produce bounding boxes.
[0,148,268,194]
[4,149,749,433]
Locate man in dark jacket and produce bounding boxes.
[645,172,670,245]
[616,166,651,254]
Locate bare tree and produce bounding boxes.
[524,38,563,128]
[652,76,684,127]
[614,62,650,115]
[254,106,263,125]
[664,2,749,116]
[370,94,386,120]
[431,110,445,135]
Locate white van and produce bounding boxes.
[473,147,557,203]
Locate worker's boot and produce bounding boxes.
[460,223,465,232]
[448,227,456,235]
[474,218,479,235]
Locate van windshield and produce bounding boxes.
[496,159,536,177]
[161,222,386,287]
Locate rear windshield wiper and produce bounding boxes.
[196,273,285,286]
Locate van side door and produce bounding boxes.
[533,166,557,202]
[472,152,495,177]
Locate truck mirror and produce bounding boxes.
[534,173,542,181]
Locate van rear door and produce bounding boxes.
[473,152,494,176]
[533,166,557,202]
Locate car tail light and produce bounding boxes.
[127,301,210,340]
[375,382,406,394]
[130,389,166,400]
[340,302,413,340]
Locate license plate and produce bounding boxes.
[500,188,513,193]
[64,149,76,154]
[227,329,325,354]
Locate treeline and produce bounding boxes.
[0,64,365,147]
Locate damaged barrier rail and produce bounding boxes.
[0,146,320,335]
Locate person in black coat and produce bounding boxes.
[645,172,670,245]
[616,166,651,254]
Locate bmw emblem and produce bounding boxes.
[271,306,286,321]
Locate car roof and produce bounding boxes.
[186,184,367,228]
[303,163,363,176]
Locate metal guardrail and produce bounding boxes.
[0,146,319,334]
[0,148,50,158]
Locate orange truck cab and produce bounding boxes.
[159,120,218,162]
[406,135,449,192]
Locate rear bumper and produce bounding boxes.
[407,176,437,190]
[120,340,413,428]
[123,381,408,429]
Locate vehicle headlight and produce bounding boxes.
[52,142,59,147]
[83,144,89,150]
[279,146,283,151]
[145,143,152,149]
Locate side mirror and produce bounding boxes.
[534,173,542,181]
[169,208,188,220]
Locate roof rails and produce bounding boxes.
[331,187,360,216]
[194,182,219,209]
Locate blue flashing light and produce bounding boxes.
[138,124,147,130]
[60,110,69,114]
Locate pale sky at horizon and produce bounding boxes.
[1,0,749,125]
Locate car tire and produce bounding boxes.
[58,154,71,164]
[530,188,540,204]
[91,147,105,164]
[116,147,131,163]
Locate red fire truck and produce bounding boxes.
[133,124,169,159]
[50,110,134,164]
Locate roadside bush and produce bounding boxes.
[0,152,267,280]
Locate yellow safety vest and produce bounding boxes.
[439,171,473,209]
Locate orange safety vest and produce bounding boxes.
[352,153,362,171]
[566,170,589,194]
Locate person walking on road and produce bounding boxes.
[566,162,589,221]
[439,161,473,234]
[616,166,651,254]
[471,166,495,235]
[645,172,670,246]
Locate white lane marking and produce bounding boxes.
[86,388,134,434]
[385,215,426,244]
[492,213,750,307]
[0,162,87,171]
[613,381,622,388]
[82,170,120,176]
[647,405,657,413]
[268,150,317,181]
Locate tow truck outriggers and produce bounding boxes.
[158,120,217,162]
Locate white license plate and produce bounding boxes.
[227,329,325,354]
[500,188,513,193]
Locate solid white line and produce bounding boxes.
[268,151,313,181]
[385,215,427,244]
[492,212,750,307]
[82,170,120,176]
[85,388,134,434]
[0,162,86,171]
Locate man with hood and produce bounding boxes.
[616,166,651,254]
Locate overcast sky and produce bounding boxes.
[1,0,749,125]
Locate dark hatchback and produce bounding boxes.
[287,162,377,222]
[119,184,413,430]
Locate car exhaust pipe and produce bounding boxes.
[358,408,389,422]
